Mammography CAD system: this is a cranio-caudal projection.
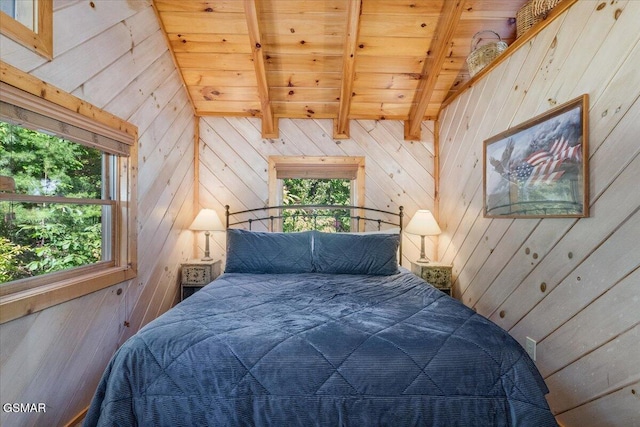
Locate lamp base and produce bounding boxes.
[415,235,432,264]
[201,231,212,261]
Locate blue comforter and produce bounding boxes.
[84,269,557,426]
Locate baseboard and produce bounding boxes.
[64,406,88,427]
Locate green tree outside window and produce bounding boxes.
[282,178,351,232]
[1,121,103,283]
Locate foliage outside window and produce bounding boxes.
[282,178,351,232]
[1,122,107,282]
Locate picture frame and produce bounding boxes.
[483,94,589,218]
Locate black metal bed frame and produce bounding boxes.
[225,204,404,261]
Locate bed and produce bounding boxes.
[84,206,557,426]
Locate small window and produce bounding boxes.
[268,156,365,232]
[282,178,351,232]
[0,0,53,59]
[0,77,136,323]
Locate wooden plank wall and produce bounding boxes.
[197,117,437,268]
[0,1,195,426]
[438,1,640,425]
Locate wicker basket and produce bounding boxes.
[531,0,562,16]
[517,0,562,38]
[466,30,508,77]
[516,1,540,38]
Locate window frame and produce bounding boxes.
[0,0,53,60]
[0,62,137,324]
[268,156,365,231]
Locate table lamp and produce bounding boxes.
[189,209,224,261]
[405,209,441,263]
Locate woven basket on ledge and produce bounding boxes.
[532,0,562,16]
[517,0,562,38]
[466,30,508,77]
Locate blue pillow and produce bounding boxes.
[225,229,313,274]
[312,231,400,275]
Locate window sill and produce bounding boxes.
[0,266,136,324]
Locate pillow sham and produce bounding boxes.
[225,229,313,274]
[312,231,400,275]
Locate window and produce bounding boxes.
[0,0,53,59]
[0,123,113,280]
[282,178,351,232]
[0,73,137,323]
[268,156,365,232]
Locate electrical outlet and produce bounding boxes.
[525,337,537,361]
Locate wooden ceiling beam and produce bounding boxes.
[333,0,362,140]
[404,0,465,141]
[244,0,278,138]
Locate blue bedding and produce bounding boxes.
[84,269,557,426]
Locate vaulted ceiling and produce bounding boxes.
[153,0,528,139]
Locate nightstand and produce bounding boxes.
[411,261,453,295]
[180,259,221,301]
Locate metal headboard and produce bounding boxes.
[225,204,404,262]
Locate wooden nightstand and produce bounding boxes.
[180,259,221,301]
[411,261,453,295]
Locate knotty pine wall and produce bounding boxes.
[0,1,195,426]
[438,1,639,426]
[197,117,437,268]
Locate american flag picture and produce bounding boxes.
[483,95,588,217]
[512,137,582,186]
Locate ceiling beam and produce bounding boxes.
[405,0,465,141]
[244,0,278,138]
[333,0,362,139]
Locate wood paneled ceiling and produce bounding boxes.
[153,0,527,139]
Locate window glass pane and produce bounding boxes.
[282,178,351,232]
[1,0,36,31]
[1,121,111,284]
[0,201,109,283]
[1,121,102,198]
[0,1,16,19]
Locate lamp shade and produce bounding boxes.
[189,209,224,231]
[405,210,441,236]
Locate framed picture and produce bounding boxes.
[483,94,589,218]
